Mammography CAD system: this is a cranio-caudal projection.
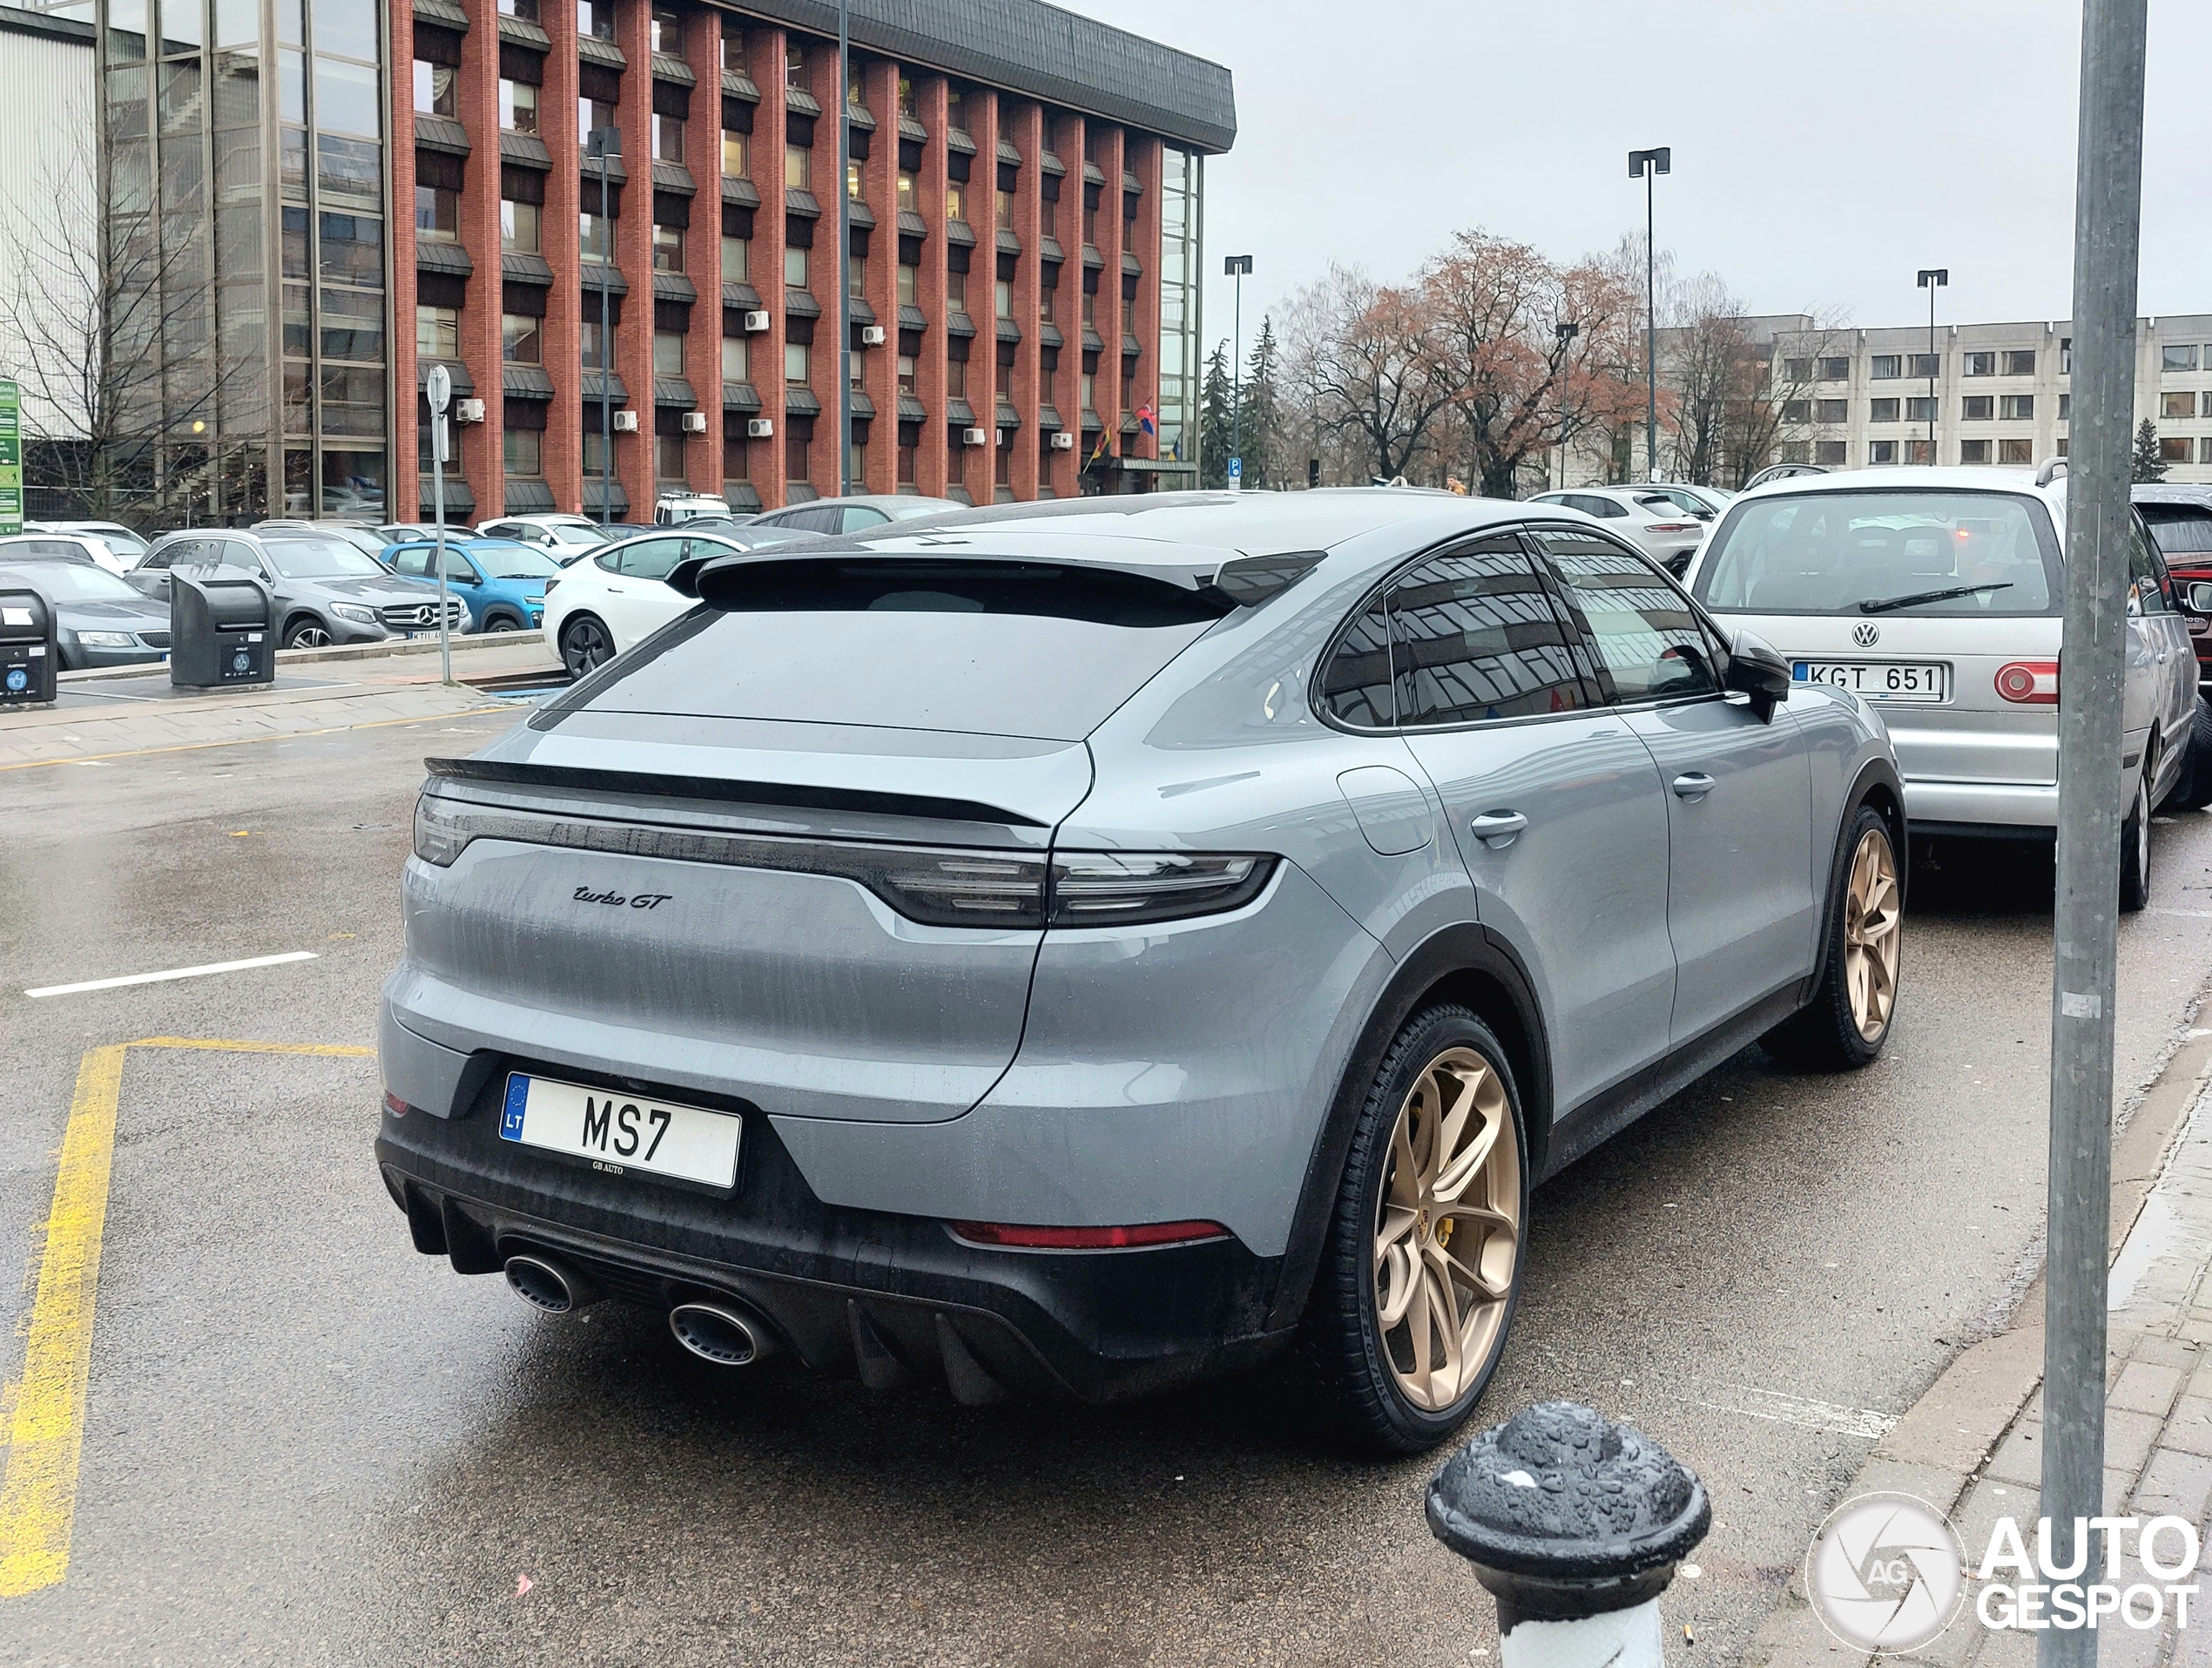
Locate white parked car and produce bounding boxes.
[1526,487,1708,574]
[542,529,747,675]
[1685,466,2210,909]
[5,527,142,574]
[475,514,616,558]
[1627,482,1734,523]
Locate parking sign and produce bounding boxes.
[0,380,21,536]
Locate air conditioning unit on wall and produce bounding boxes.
[453,398,486,423]
[744,310,772,333]
[611,409,640,432]
[859,324,887,346]
[1049,431,1074,450]
[961,427,988,447]
[680,411,708,432]
[747,417,775,439]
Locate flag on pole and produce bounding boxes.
[1136,402,1157,436]
[1087,429,1112,467]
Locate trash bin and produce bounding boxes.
[169,564,276,689]
[0,583,57,706]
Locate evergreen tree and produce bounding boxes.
[1242,316,1282,490]
[1197,340,1233,489]
[2134,418,2168,483]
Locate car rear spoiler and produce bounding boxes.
[665,544,1325,608]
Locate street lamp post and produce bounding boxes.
[1224,254,1252,490]
[1554,321,1579,490]
[587,126,620,525]
[1628,147,1669,481]
[1918,268,1948,464]
[836,0,852,496]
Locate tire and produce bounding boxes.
[485,613,523,633]
[1302,1005,1527,1455]
[2121,767,2152,914]
[282,617,333,649]
[558,613,616,676]
[2162,696,2212,814]
[1764,804,1903,1071]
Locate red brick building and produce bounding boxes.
[392,0,1233,522]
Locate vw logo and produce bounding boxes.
[1851,621,1880,647]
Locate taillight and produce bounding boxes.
[1995,660,2060,704]
[1645,521,1700,535]
[951,1219,1232,1250]
[382,1091,413,1118]
[1048,852,1275,926]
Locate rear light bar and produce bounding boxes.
[950,1219,1232,1250]
[1995,660,2060,705]
[412,793,1276,929]
[1645,522,1701,535]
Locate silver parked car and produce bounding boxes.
[1686,468,2208,910]
[131,527,469,646]
[377,490,1905,1452]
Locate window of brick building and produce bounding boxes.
[724,434,749,479]
[897,354,915,393]
[947,182,967,222]
[785,341,809,384]
[995,278,1012,318]
[654,113,685,164]
[577,0,613,40]
[946,267,966,311]
[657,434,686,481]
[416,306,460,359]
[414,60,455,117]
[721,335,748,381]
[897,262,916,305]
[579,212,612,259]
[722,233,747,282]
[503,429,543,476]
[654,331,685,375]
[785,44,806,90]
[945,357,966,397]
[723,129,749,177]
[502,313,543,363]
[786,427,810,484]
[500,0,540,17]
[653,222,685,271]
[499,79,538,133]
[849,253,867,298]
[784,245,807,287]
[722,30,744,72]
[897,171,916,216]
[502,199,541,254]
[580,321,608,367]
[651,4,681,52]
[995,189,1013,232]
[416,185,460,242]
[785,144,809,191]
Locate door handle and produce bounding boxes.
[1672,772,1717,800]
[1469,811,1528,848]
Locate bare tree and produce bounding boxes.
[1280,265,1459,483]
[0,125,237,526]
[1420,230,1643,498]
[1662,282,1846,488]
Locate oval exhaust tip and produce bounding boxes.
[669,1301,772,1367]
[504,1253,577,1314]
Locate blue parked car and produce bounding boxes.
[379,537,563,633]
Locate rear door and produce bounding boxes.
[597,537,688,646]
[1392,535,1678,1116]
[2127,512,2195,780]
[1533,525,1816,1043]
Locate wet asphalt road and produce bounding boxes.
[3,711,2212,1667]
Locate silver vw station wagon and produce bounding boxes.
[377,490,1906,1452]
[1686,468,2202,909]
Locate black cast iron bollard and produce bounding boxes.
[1427,1401,1711,1667]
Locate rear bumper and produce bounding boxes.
[1903,776,2056,830]
[374,1088,1288,1403]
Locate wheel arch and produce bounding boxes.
[1264,922,1553,1333]
[280,608,327,643]
[1803,755,1908,1003]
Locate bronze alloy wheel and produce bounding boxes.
[1372,1046,1522,1412]
[1842,827,1901,1042]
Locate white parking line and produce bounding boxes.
[24,951,319,999]
[1689,1383,1898,1441]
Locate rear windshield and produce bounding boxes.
[2141,507,2212,556]
[1694,489,2062,617]
[561,559,1230,740]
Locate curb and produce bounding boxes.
[56,628,547,685]
[1746,1003,2212,1666]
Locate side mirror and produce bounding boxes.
[2185,580,2212,615]
[1723,629,1792,722]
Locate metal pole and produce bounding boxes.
[1645,169,1657,481]
[2040,3,2147,1664]
[1231,269,1243,489]
[432,434,450,685]
[837,0,852,496]
[1927,284,1938,459]
[599,145,614,526]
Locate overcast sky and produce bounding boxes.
[1055,0,2212,359]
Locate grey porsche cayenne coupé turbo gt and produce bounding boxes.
[376,490,1905,1453]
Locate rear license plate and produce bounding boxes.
[499,1072,741,1187]
[1792,660,1948,702]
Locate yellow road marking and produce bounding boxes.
[0,706,509,773]
[0,1037,374,1597]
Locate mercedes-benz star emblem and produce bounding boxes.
[1852,621,1880,647]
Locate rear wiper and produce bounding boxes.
[1858,581,2013,615]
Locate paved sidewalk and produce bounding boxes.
[0,635,559,769]
[1750,1016,2212,1666]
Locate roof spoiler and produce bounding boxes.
[668,545,1327,607]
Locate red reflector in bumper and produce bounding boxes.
[382,1091,413,1118]
[950,1219,1232,1250]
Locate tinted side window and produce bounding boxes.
[142,541,186,570]
[1386,540,1589,726]
[620,538,685,581]
[1318,602,1394,727]
[840,506,892,532]
[1534,529,1719,703]
[219,541,263,571]
[2129,515,2176,614]
[391,546,432,577]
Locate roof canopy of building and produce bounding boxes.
[706,0,1236,153]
